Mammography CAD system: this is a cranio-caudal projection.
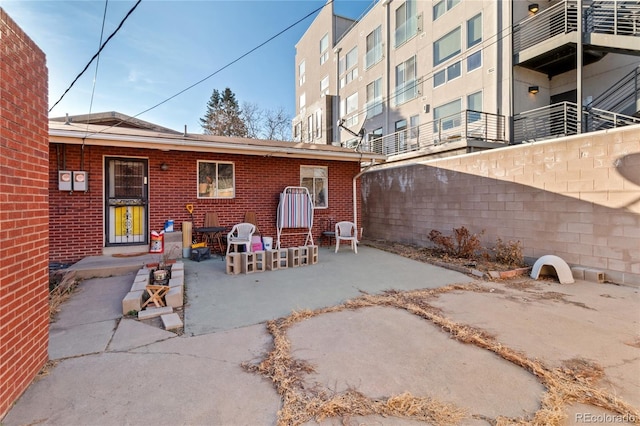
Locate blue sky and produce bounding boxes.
[1,0,374,133]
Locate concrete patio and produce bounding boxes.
[2,245,639,425]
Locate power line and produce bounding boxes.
[49,0,141,113]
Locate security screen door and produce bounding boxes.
[105,157,148,246]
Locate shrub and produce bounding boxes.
[494,238,524,267]
[428,226,485,259]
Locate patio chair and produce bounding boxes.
[244,211,260,235]
[335,221,358,254]
[226,222,256,256]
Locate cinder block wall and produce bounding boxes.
[362,126,640,287]
[0,9,50,419]
[49,143,361,263]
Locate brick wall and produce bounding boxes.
[49,143,361,263]
[362,126,640,286]
[0,9,49,419]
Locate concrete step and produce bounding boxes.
[138,306,172,320]
[161,313,183,331]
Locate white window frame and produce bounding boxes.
[395,0,417,47]
[366,26,383,69]
[314,109,322,139]
[366,78,383,117]
[300,166,328,209]
[298,60,306,86]
[197,160,235,199]
[299,92,306,110]
[307,115,313,142]
[467,13,482,48]
[433,98,462,133]
[467,91,483,123]
[320,34,329,65]
[320,75,329,96]
[395,55,417,105]
[433,0,460,20]
[467,50,482,72]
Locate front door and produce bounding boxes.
[105,157,148,246]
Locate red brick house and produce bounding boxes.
[49,113,386,264]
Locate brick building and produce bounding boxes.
[0,9,50,419]
[49,115,386,264]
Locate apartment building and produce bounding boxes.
[293,0,640,159]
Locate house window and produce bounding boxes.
[395,119,407,152]
[395,55,417,105]
[301,166,328,208]
[293,122,302,142]
[433,0,460,20]
[339,46,359,88]
[341,92,359,117]
[433,27,461,66]
[320,34,329,65]
[409,114,420,139]
[299,92,306,109]
[433,98,462,133]
[197,161,235,199]
[368,127,383,152]
[366,26,383,69]
[467,91,482,122]
[320,75,329,95]
[433,60,461,88]
[314,109,322,139]
[298,60,306,86]
[467,13,482,48]
[395,0,417,47]
[467,51,481,72]
[307,115,313,142]
[366,78,383,117]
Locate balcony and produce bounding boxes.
[513,0,639,77]
[513,101,640,144]
[360,110,507,157]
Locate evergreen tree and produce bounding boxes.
[200,88,248,137]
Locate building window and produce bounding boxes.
[409,114,420,139]
[197,161,235,199]
[366,78,383,117]
[320,76,329,95]
[433,60,461,87]
[433,27,461,66]
[433,98,462,133]
[341,92,359,117]
[314,110,322,139]
[307,115,313,142]
[299,92,306,109]
[467,50,481,72]
[433,0,460,20]
[339,46,359,88]
[434,69,446,87]
[368,127,383,152]
[298,60,305,86]
[467,13,482,48]
[366,26,383,69]
[293,122,302,142]
[395,0,417,47]
[395,119,407,152]
[320,33,329,65]
[301,166,328,208]
[467,91,482,122]
[395,56,417,105]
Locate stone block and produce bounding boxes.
[298,246,309,266]
[278,249,288,269]
[169,277,183,288]
[226,253,241,275]
[308,245,319,264]
[584,268,605,283]
[133,274,148,284]
[241,252,256,274]
[265,249,279,271]
[288,247,300,267]
[253,250,266,272]
[131,280,148,292]
[170,269,184,279]
[165,286,183,308]
[138,306,173,320]
[571,266,585,280]
[122,290,143,314]
[161,313,183,331]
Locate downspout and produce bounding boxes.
[577,0,583,134]
[352,155,376,236]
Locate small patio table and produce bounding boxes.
[194,226,227,258]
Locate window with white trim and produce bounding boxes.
[467,91,482,123]
[197,161,235,199]
[307,115,313,142]
[433,98,462,132]
[366,26,383,69]
[433,0,460,20]
[320,34,329,65]
[433,27,461,66]
[366,78,383,117]
[299,92,306,109]
[339,46,358,88]
[467,50,481,72]
[320,75,329,96]
[300,166,328,208]
[314,110,322,139]
[395,0,417,47]
[298,60,306,86]
[395,55,417,105]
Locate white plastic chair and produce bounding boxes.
[335,221,358,254]
[226,223,256,256]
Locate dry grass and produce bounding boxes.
[244,284,640,425]
[48,270,80,321]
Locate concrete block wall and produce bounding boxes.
[0,9,50,419]
[49,143,361,263]
[362,126,640,287]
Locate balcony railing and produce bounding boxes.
[359,110,507,156]
[513,0,578,52]
[513,101,640,144]
[365,44,383,69]
[514,0,640,53]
